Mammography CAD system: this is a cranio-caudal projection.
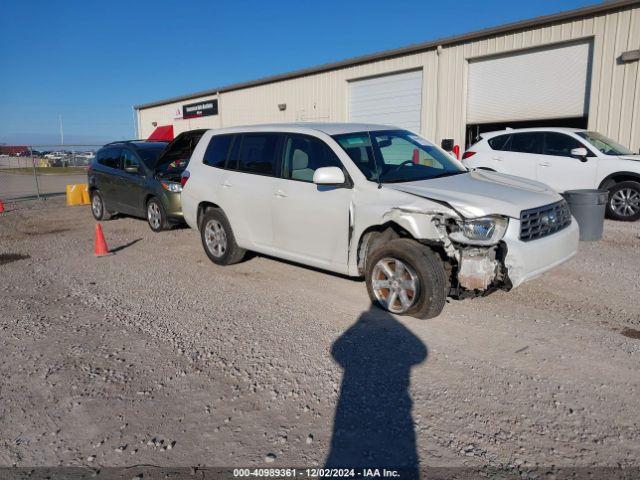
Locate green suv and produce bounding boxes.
[88,130,205,231]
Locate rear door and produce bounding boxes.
[536,132,598,192]
[215,133,280,249]
[94,147,121,209]
[497,132,544,180]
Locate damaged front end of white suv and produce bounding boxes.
[357,190,578,303]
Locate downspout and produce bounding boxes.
[435,44,443,144]
[217,91,223,128]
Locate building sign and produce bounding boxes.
[182,100,218,119]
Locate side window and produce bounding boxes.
[121,149,139,170]
[543,132,586,157]
[97,148,120,169]
[510,133,544,154]
[282,135,344,182]
[203,134,234,168]
[488,134,511,151]
[235,134,279,176]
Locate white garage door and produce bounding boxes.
[349,70,422,132]
[467,41,592,124]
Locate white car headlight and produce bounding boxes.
[449,216,509,245]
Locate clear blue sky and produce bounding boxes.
[1,0,601,145]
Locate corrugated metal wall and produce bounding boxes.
[138,3,640,152]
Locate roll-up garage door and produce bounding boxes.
[467,41,592,124]
[349,70,423,132]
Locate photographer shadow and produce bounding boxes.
[325,306,427,473]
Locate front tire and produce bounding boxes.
[606,181,640,222]
[200,208,246,265]
[147,197,168,232]
[365,238,447,319]
[90,190,112,221]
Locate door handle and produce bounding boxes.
[274,190,288,198]
[492,156,502,161]
[222,181,232,188]
[539,162,550,167]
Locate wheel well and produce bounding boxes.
[598,172,640,190]
[477,167,496,172]
[197,201,221,230]
[356,221,450,276]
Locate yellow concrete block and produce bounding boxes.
[66,183,90,206]
[81,184,90,204]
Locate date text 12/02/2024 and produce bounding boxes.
[233,468,403,478]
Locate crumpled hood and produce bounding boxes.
[385,170,562,219]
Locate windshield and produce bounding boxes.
[332,130,467,183]
[576,131,633,156]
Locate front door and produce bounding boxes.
[116,149,147,216]
[535,132,598,192]
[271,134,352,270]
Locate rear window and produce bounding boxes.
[96,148,120,169]
[510,132,544,154]
[203,134,234,168]
[231,133,279,176]
[487,134,511,151]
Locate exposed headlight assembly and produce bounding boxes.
[161,182,182,193]
[449,215,509,245]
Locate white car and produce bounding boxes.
[463,127,640,221]
[181,123,578,318]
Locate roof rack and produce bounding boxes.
[103,139,167,146]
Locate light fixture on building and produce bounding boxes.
[620,50,640,63]
[278,103,287,111]
[152,121,158,127]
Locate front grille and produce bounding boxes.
[520,200,572,242]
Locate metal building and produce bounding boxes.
[135,0,640,151]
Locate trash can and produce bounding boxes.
[562,189,608,241]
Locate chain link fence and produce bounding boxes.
[0,144,103,202]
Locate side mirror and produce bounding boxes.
[125,165,139,174]
[571,147,588,162]
[313,166,345,186]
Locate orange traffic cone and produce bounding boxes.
[0,200,4,213]
[94,223,109,256]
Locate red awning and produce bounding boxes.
[147,125,174,141]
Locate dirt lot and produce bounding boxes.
[1,197,639,476]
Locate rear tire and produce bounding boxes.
[147,197,168,232]
[606,181,640,222]
[200,208,246,265]
[90,190,112,221]
[365,238,447,319]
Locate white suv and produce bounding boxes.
[463,127,640,221]
[181,123,578,318]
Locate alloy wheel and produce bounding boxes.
[204,219,227,258]
[371,257,419,314]
[610,188,640,218]
[92,194,102,218]
[147,202,161,229]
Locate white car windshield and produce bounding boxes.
[576,131,633,156]
[333,130,467,183]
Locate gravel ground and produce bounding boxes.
[1,197,639,476]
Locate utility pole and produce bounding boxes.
[58,114,64,146]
